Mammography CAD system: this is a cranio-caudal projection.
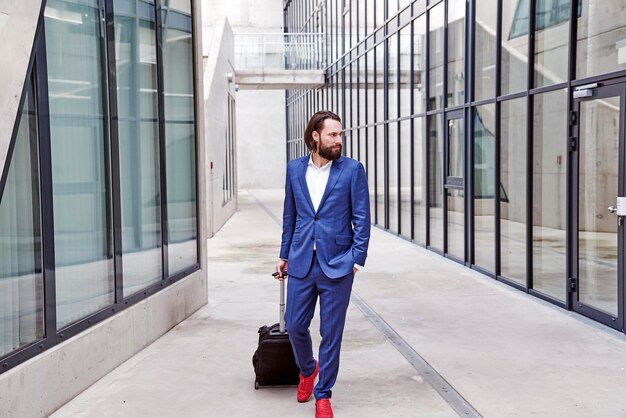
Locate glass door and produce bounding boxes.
[445,111,465,261]
[573,82,626,330]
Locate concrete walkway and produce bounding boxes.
[52,190,626,417]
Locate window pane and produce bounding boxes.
[388,122,398,233]
[376,124,385,225]
[534,0,570,88]
[168,0,190,14]
[414,15,426,114]
[375,42,385,122]
[0,82,44,357]
[576,2,626,80]
[114,0,163,297]
[474,104,496,273]
[532,89,567,301]
[413,116,426,244]
[45,0,115,329]
[399,24,411,118]
[475,0,497,101]
[400,120,411,238]
[367,50,375,124]
[446,117,464,260]
[163,18,198,274]
[447,0,465,107]
[388,33,398,120]
[428,115,444,250]
[429,3,444,110]
[501,0,529,95]
[500,98,527,284]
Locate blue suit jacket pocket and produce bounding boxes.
[335,234,353,246]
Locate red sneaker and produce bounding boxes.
[315,398,333,418]
[297,360,318,403]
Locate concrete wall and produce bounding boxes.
[0,1,209,416]
[203,18,238,237]
[203,0,287,190]
[0,270,207,418]
[0,0,41,181]
[236,90,286,188]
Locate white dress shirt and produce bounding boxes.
[306,156,332,212]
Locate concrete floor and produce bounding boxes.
[51,189,626,418]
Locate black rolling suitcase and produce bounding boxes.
[252,273,300,389]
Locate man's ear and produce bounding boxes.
[312,130,320,142]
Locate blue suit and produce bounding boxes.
[280,155,370,399]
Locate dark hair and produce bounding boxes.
[303,110,341,152]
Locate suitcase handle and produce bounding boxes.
[272,271,288,333]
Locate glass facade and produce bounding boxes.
[0,0,198,371]
[284,0,626,333]
[0,79,43,357]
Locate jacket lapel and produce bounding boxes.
[317,157,344,212]
[297,156,315,213]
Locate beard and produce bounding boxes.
[318,142,342,160]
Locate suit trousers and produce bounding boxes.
[285,254,354,400]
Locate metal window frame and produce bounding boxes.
[1,0,201,374]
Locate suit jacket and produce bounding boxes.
[280,155,371,279]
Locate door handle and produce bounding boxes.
[608,206,617,214]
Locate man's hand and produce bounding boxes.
[353,266,358,274]
[275,259,288,280]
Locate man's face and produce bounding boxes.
[314,119,343,160]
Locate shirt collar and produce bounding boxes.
[308,155,333,171]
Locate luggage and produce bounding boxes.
[252,273,300,389]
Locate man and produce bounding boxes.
[275,110,371,418]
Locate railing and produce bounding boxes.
[234,32,326,71]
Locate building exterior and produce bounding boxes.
[284,0,626,332]
[0,0,237,415]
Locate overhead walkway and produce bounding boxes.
[233,33,326,90]
[52,190,626,417]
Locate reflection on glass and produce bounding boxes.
[428,115,444,250]
[367,49,375,125]
[389,122,398,233]
[500,98,527,284]
[375,42,385,122]
[400,120,411,238]
[475,0,497,101]
[576,2,626,80]
[367,127,376,219]
[501,0,528,95]
[388,33,398,120]
[163,6,198,274]
[376,124,385,226]
[399,25,411,118]
[447,0,465,107]
[429,3,444,110]
[414,15,426,114]
[0,81,44,357]
[532,89,567,301]
[166,0,191,14]
[447,117,464,260]
[114,0,163,297]
[534,0,570,88]
[448,118,464,178]
[45,0,115,329]
[358,55,366,128]
[447,188,465,260]
[474,105,496,272]
[414,117,426,244]
[578,95,620,316]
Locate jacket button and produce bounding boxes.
[311,237,315,241]
[314,216,318,221]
